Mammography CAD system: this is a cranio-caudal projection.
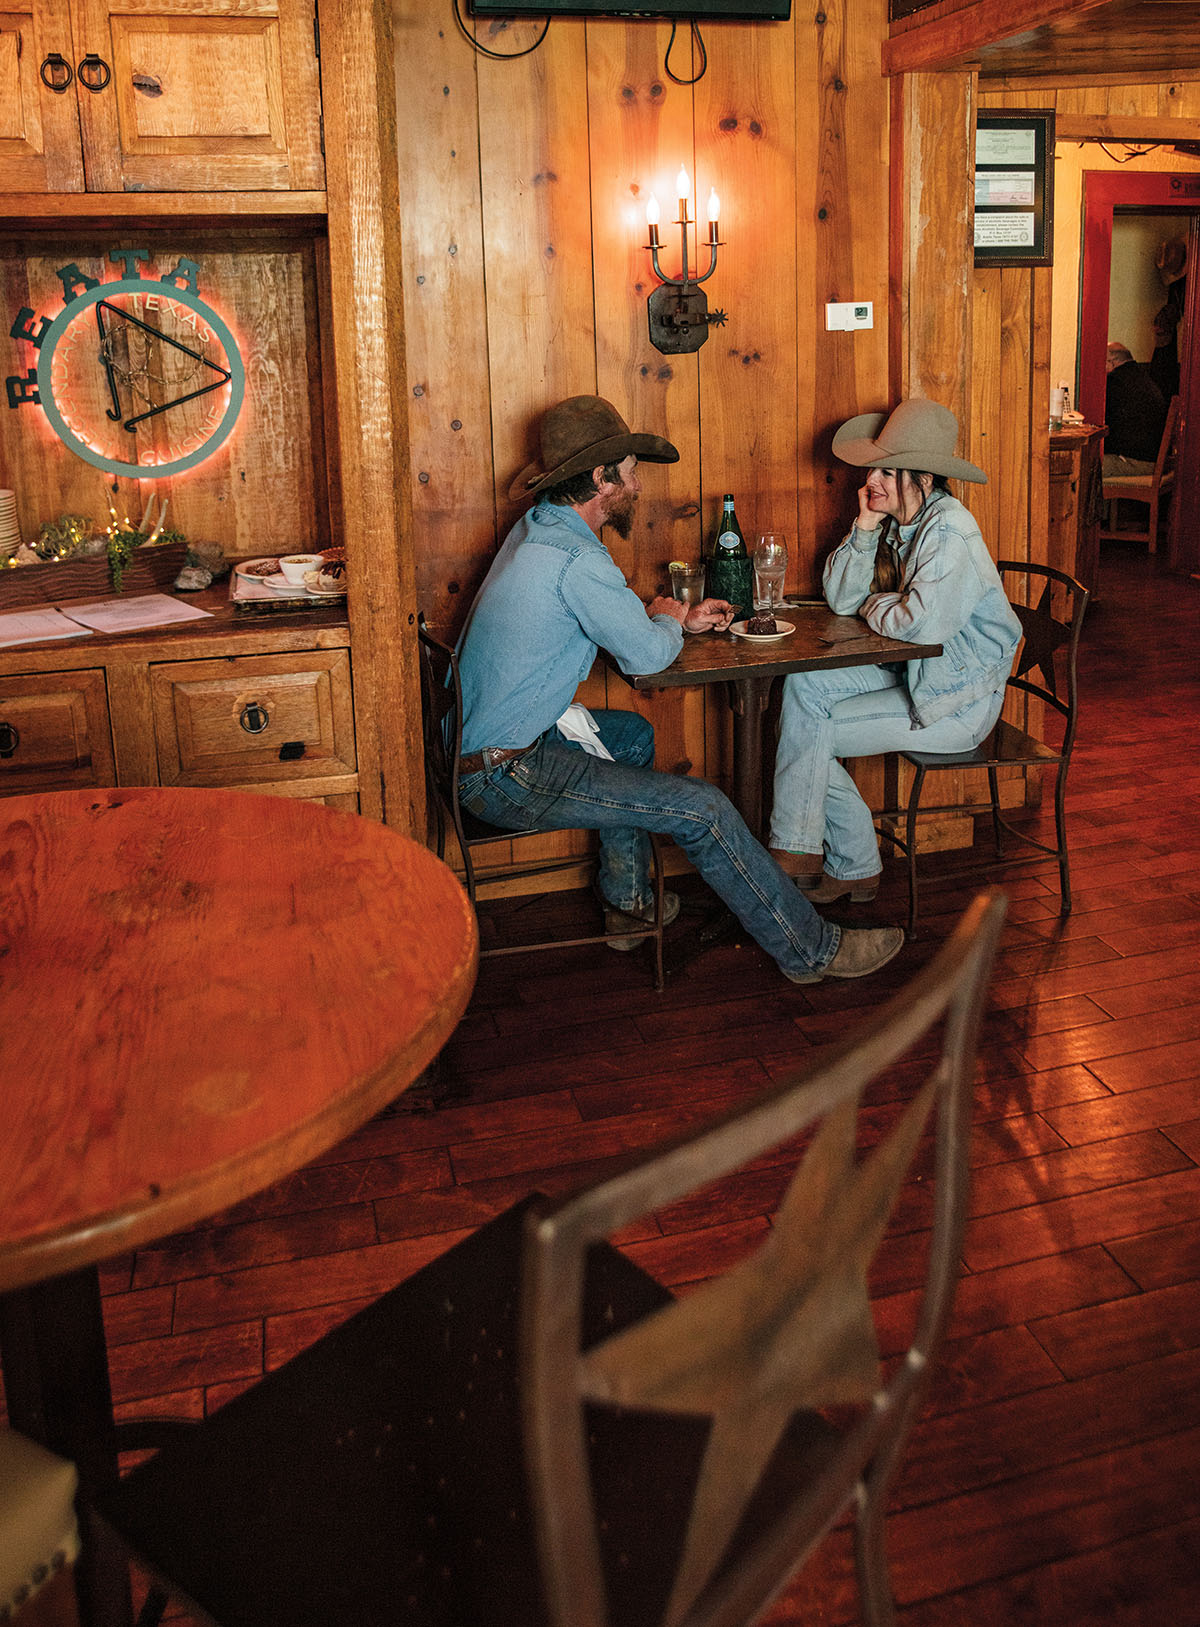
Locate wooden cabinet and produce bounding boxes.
[0,667,115,791]
[0,0,323,193]
[151,649,356,788]
[0,587,357,807]
[1049,424,1104,600]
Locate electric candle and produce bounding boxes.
[676,165,691,223]
[646,194,661,248]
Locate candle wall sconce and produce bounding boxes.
[643,166,726,355]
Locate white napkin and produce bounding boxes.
[555,702,613,760]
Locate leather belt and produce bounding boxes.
[459,744,533,776]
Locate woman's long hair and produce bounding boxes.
[868,471,950,592]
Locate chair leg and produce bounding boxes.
[904,765,925,939]
[987,766,1003,856]
[1053,767,1072,915]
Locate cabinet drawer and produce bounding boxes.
[151,651,355,785]
[0,670,115,793]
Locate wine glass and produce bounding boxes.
[753,535,787,612]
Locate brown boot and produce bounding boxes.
[806,872,881,904]
[768,848,824,891]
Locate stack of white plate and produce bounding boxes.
[0,491,20,560]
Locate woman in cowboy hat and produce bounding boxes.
[768,398,1022,903]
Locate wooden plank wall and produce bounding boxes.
[396,0,895,860]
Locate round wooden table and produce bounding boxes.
[0,786,478,1625]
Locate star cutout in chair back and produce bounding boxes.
[1012,580,1070,698]
[579,1075,939,1627]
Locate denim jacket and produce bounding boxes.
[823,490,1021,728]
[457,502,683,755]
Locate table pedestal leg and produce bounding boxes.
[1,1268,134,1627]
[728,675,772,838]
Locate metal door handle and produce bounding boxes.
[40,52,73,91]
[77,53,111,91]
[0,721,20,757]
[239,702,270,734]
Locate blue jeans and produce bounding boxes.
[458,710,839,978]
[770,666,1006,880]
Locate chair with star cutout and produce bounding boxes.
[877,560,1089,936]
[95,891,1006,1627]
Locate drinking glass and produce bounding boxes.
[669,561,706,606]
[753,535,787,611]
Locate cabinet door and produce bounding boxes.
[0,669,115,792]
[0,0,86,189]
[150,649,355,785]
[72,0,323,191]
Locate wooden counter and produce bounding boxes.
[1049,423,1105,599]
[0,584,357,809]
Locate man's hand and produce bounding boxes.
[647,593,688,625]
[683,597,736,632]
[855,483,884,532]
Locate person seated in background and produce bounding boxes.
[454,393,905,986]
[767,399,1022,904]
[1103,341,1168,477]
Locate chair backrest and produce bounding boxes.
[520,891,1007,1627]
[416,614,469,859]
[996,559,1089,755]
[1155,394,1181,484]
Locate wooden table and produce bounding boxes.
[607,604,941,836]
[0,786,478,1627]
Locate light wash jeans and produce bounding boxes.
[770,666,1005,881]
[458,709,839,979]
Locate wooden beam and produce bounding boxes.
[1054,114,1200,141]
[883,0,1115,75]
[320,0,424,834]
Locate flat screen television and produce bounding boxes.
[471,0,790,18]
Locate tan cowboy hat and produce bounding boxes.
[831,399,987,484]
[509,395,679,501]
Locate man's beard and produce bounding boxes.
[604,488,636,539]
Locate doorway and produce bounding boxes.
[1078,171,1200,575]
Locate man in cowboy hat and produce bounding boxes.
[453,393,905,985]
[769,398,1022,904]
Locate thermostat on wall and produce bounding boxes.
[825,302,874,331]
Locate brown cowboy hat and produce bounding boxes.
[509,395,679,501]
[831,399,987,484]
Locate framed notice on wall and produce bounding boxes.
[974,110,1055,268]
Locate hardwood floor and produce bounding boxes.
[8,544,1200,1623]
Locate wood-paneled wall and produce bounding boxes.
[396,0,899,847]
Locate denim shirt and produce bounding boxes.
[457,502,683,755]
[823,490,1022,728]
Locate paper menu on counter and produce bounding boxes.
[55,594,214,635]
[0,605,94,649]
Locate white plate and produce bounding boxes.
[305,582,348,598]
[729,619,795,642]
[236,557,282,579]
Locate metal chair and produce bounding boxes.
[1099,393,1180,553]
[96,891,1006,1627]
[417,616,667,989]
[878,560,1089,936]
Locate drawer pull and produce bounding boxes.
[239,701,270,734]
[278,741,306,761]
[0,721,18,757]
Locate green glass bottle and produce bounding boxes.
[706,493,753,621]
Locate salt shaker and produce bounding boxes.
[1049,387,1066,430]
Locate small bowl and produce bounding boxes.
[278,552,323,585]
